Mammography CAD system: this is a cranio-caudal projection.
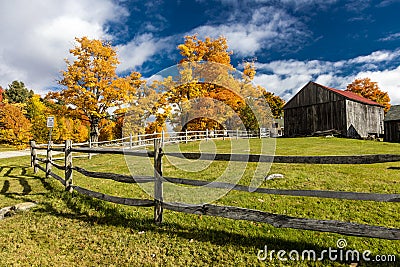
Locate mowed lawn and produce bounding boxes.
[0,137,399,266]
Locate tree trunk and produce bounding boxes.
[90,117,100,146]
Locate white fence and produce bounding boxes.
[87,129,270,149]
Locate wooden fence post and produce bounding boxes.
[65,140,73,193]
[88,139,92,160]
[129,133,133,149]
[154,138,163,224]
[161,130,165,147]
[185,130,188,144]
[30,141,38,173]
[46,141,53,178]
[236,129,239,140]
[206,129,209,141]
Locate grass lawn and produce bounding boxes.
[0,137,399,266]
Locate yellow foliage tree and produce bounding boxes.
[26,94,49,143]
[49,37,143,143]
[178,35,232,66]
[99,118,116,141]
[152,35,273,132]
[122,81,161,137]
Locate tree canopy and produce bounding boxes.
[142,35,280,134]
[0,103,32,147]
[0,35,286,147]
[346,78,391,113]
[48,37,144,143]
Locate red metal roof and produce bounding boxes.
[313,82,384,107]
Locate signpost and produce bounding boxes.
[47,116,54,142]
[46,116,54,178]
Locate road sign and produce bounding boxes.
[47,116,55,128]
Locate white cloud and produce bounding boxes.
[190,6,309,56]
[379,32,400,42]
[280,0,338,10]
[253,49,400,104]
[0,0,128,93]
[117,34,165,72]
[376,0,400,7]
[356,66,400,104]
[348,50,400,64]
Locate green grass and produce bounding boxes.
[0,137,399,266]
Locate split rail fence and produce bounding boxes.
[30,130,400,240]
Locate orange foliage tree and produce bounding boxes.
[151,35,272,133]
[346,78,391,113]
[0,103,32,147]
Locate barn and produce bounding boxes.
[283,81,384,138]
[384,105,400,142]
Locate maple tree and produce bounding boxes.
[48,37,144,144]
[0,103,32,147]
[26,94,49,143]
[26,94,90,143]
[178,35,232,66]
[48,116,89,143]
[346,78,391,113]
[99,118,116,141]
[151,35,272,133]
[123,81,160,137]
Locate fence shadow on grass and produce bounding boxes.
[0,164,54,203]
[44,190,400,266]
[0,163,332,254]
[388,166,400,170]
[36,188,341,254]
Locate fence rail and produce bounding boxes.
[29,134,400,240]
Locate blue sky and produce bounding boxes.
[1,0,400,103]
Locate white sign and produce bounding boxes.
[47,116,55,128]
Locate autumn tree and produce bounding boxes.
[346,78,391,113]
[262,90,285,118]
[0,86,4,102]
[178,35,232,66]
[149,35,274,133]
[49,37,143,143]
[122,77,159,137]
[153,35,243,131]
[51,116,89,143]
[26,94,49,143]
[5,81,34,104]
[0,103,32,147]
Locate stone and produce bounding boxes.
[0,202,37,220]
[264,173,284,181]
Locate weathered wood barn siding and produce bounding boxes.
[346,100,384,138]
[384,105,400,142]
[284,82,384,138]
